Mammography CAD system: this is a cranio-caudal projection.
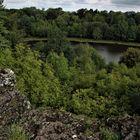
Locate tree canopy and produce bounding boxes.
[0,5,140,118]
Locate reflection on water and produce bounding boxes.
[72,42,129,63]
[92,44,129,63]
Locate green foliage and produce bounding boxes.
[126,79,140,114]
[42,62,64,107]
[92,27,102,40]
[0,42,139,117]
[14,45,64,107]
[0,44,63,108]
[46,8,63,20]
[5,13,23,48]
[0,34,10,50]
[72,44,96,73]
[100,127,119,140]
[71,88,119,117]
[136,25,140,42]
[31,20,48,37]
[0,48,15,68]
[8,124,28,140]
[119,48,140,68]
[47,52,70,81]
[0,21,10,50]
[32,41,46,52]
[127,26,136,41]
[91,47,106,70]
[46,23,67,54]
[1,7,140,42]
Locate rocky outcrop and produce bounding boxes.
[0,69,140,140]
[0,69,31,126]
[106,116,140,140]
[0,69,31,139]
[21,109,100,140]
[21,110,140,140]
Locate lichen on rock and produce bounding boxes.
[0,69,31,139]
[0,69,16,89]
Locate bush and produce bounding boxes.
[119,48,140,68]
[100,127,119,140]
[8,124,28,140]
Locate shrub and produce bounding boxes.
[8,124,28,140]
[100,127,119,140]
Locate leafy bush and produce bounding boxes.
[100,127,119,140]
[71,88,119,117]
[119,48,140,68]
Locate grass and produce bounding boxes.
[23,37,140,47]
[8,124,28,140]
[68,38,140,47]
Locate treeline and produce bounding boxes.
[2,7,140,42]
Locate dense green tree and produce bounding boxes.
[91,49,106,70]
[46,8,63,20]
[42,62,64,108]
[85,12,93,22]
[13,44,48,106]
[56,13,70,31]
[47,52,70,82]
[112,19,128,41]
[0,21,10,50]
[71,88,119,117]
[127,80,140,114]
[21,7,38,17]
[72,44,96,73]
[19,15,32,36]
[46,23,67,54]
[136,25,140,42]
[69,23,84,37]
[92,27,102,40]
[0,47,15,68]
[76,8,87,18]
[135,12,140,25]
[32,41,46,52]
[119,48,140,68]
[127,26,136,41]
[31,19,48,37]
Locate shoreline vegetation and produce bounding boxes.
[23,37,140,47]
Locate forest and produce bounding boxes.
[0,1,140,119]
[1,6,140,44]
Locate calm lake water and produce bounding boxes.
[92,44,129,63]
[72,42,129,63]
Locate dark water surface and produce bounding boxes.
[92,44,129,63]
[72,42,130,63]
